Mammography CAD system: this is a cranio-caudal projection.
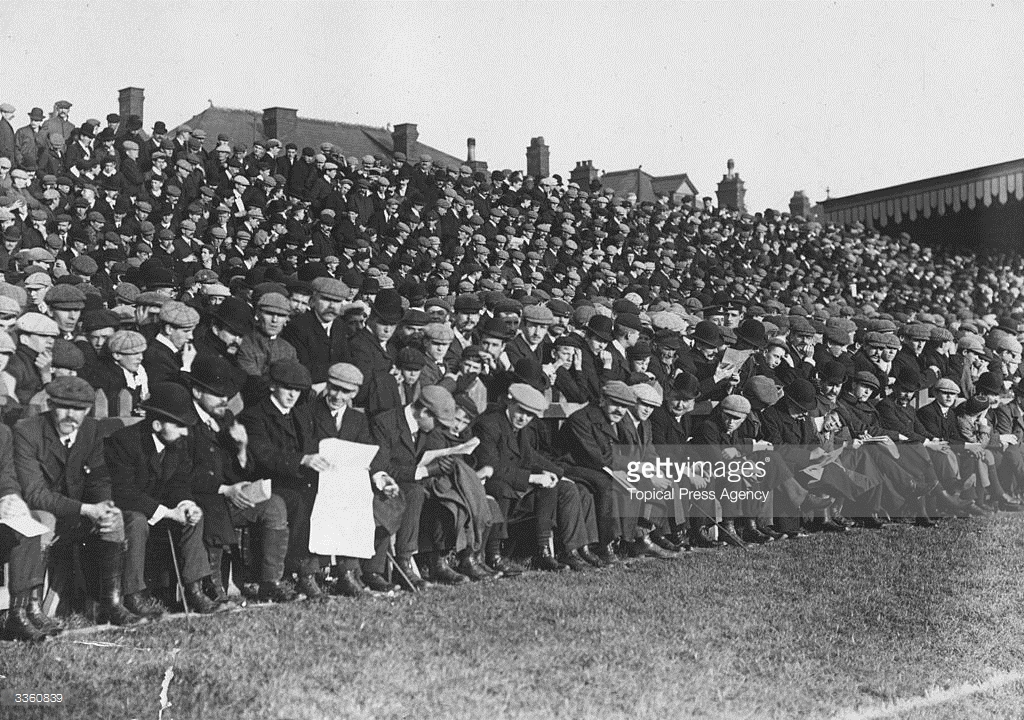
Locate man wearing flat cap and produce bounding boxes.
[14,377,148,627]
[8,312,60,405]
[185,355,298,605]
[92,329,150,417]
[237,292,299,404]
[370,384,470,588]
[143,301,199,386]
[308,362,404,596]
[0,102,15,164]
[505,304,555,369]
[282,276,352,387]
[559,381,642,564]
[44,284,86,340]
[241,360,331,600]
[105,382,225,614]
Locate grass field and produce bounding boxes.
[2,514,1024,720]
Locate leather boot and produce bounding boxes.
[333,569,371,597]
[202,576,238,609]
[739,518,773,544]
[755,520,785,540]
[633,533,681,558]
[474,552,499,577]
[456,550,494,581]
[577,544,607,568]
[427,552,470,585]
[26,585,63,636]
[593,540,623,564]
[688,519,723,549]
[96,543,146,626]
[557,548,592,571]
[123,591,167,619]
[257,580,299,603]
[534,538,568,571]
[184,579,227,613]
[395,554,429,590]
[295,572,326,601]
[3,593,47,642]
[718,520,746,548]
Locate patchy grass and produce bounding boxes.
[2,515,1023,719]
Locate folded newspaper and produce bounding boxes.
[418,437,481,468]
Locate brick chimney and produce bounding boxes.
[789,190,812,218]
[526,137,550,179]
[118,87,145,125]
[715,159,746,212]
[262,107,298,142]
[570,160,600,190]
[392,123,418,160]
[466,137,488,173]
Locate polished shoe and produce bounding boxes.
[25,586,63,636]
[395,555,429,591]
[739,522,773,544]
[666,531,692,550]
[456,552,495,581]
[832,514,856,527]
[362,572,399,592]
[577,544,607,568]
[650,532,685,553]
[3,594,47,642]
[97,577,147,627]
[124,591,167,619]
[634,534,682,558]
[558,548,592,571]
[294,573,327,601]
[429,553,471,584]
[202,576,235,605]
[755,521,785,540]
[688,525,724,549]
[854,515,885,529]
[718,521,747,548]
[534,540,569,571]
[594,541,623,565]
[185,580,228,613]
[935,491,972,514]
[786,530,810,539]
[257,580,299,603]
[801,493,833,512]
[975,500,996,513]
[966,502,990,517]
[997,500,1024,513]
[996,493,1022,507]
[485,553,527,577]
[333,569,371,597]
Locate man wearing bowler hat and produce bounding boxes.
[105,382,224,614]
[14,377,147,628]
[185,355,298,605]
[15,107,46,172]
[349,288,404,416]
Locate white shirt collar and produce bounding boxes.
[270,395,291,416]
[404,404,418,438]
[194,401,220,432]
[152,433,165,454]
[156,333,179,353]
[58,428,79,447]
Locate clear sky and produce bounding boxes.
[2,1,1022,212]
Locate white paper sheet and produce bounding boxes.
[309,438,379,558]
[418,437,480,468]
[0,514,49,538]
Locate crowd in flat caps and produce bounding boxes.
[3,98,1024,643]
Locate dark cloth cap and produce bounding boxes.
[453,294,483,313]
[615,313,642,332]
[44,284,87,310]
[81,309,120,333]
[396,347,428,370]
[141,382,200,426]
[269,359,312,390]
[46,376,95,409]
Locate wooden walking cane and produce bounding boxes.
[166,527,192,628]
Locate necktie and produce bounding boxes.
[62,436,72,449]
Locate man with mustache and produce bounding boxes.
[13,377,147,629]
[281,276,352,390]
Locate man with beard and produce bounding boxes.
[281,277,351,388]
[12,378,146,634]
[446,293,484,365]
[186,356,298,605]
[105,382,224,614]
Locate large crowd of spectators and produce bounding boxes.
[2,99,1024,642]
